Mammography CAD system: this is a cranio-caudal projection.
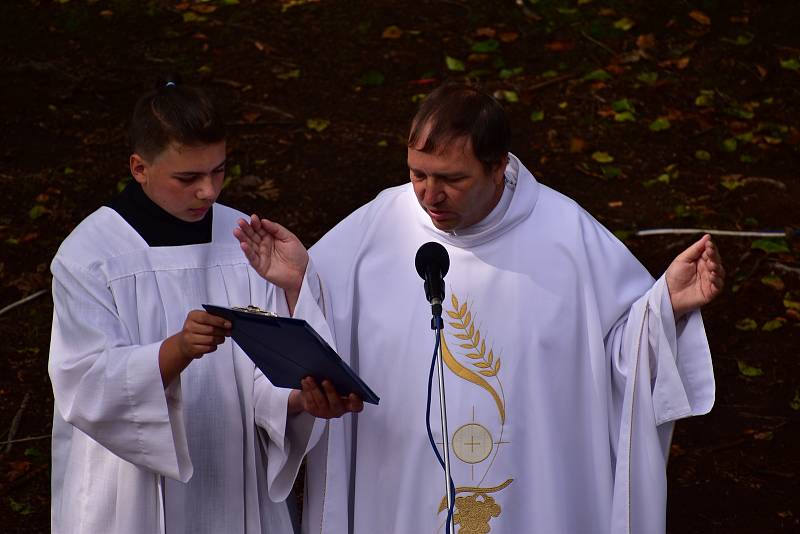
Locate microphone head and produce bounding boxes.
[415,242,450,280]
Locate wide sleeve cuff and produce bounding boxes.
[253,378,326,502]
[647,275,715,425]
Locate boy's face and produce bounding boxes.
[130,141,226,222]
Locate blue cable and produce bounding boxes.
[425,319,456,534]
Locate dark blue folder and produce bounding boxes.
[203,304,379,404]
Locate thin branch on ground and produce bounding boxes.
[580,31,618,55]
[0,434,51,446]
[0,289,48,317]
[3,393,30,455]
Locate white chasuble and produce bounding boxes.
[49,203,322,534]
[304,155,715,534]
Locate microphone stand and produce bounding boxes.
[431,305,455,534]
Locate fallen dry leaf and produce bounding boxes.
[498,31,519,43]
[636,33,656,50]
[689,10,711,25]
[569,137,587,153]
[382,25,403,39]
[545,40,575,52]
[191,4,217,14]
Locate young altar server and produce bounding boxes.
[48,78,360,534]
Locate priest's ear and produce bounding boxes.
[490,153,509,185]
[130,153,150,185]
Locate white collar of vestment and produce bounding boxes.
[414,152,539,248]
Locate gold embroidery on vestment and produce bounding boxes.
[442,294,505,423]
[436,293,513,533]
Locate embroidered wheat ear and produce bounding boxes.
[447,294,501,377]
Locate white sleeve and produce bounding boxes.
[253,259,328,502]
[48,256,192,481]
[607,275,714,534]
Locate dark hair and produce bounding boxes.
[407,83,510,172]
[129,75,226,160]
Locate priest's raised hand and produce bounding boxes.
[666,234,725,319]
[234,214,309,314]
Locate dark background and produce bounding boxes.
[1,0,798,532]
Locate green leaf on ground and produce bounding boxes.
[722,138,738,152]
[784,292,800,310]
[726,107,755,119]
[643,173,671,187]
[601,166,621,178]
[306,118,330,132]
[695,90,715,107]
[530,110,545,122]
[612,99,635,112]
[499,67,523,79]
[445,56,465,71]
[377,140,388,147]
[613,17,635,31]
[583,69,612,81]
[735,318,758,331]
[591,151,614,163]
[737,360,764,377]
[471,39,500,53]
[790,389,800,411]
[613,230,632,241]
[614,111,636,122]
[358,70,385,86]
[761,274,785,291]
[8,497,33,515]
[780,58,800,71]
[541,70,559,78]
[751,238,789,253]
[277,69,300,80]
[695,150,711,160]
[116,177,130,193]
[637,72,658,84]
[501,90,519,102]
[720,175,744,190]
[28,205,46,220]
[649,118,671,131]
[182,12,207,23]
[762,318,786,332]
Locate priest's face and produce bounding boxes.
[408,135,506,232]
[130,141,226,222]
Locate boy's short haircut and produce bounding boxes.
[130,76,226,161]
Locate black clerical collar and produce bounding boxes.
[106,181,213,247]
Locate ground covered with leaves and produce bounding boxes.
[1,0,798,532]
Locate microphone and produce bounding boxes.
[415,242,450,318]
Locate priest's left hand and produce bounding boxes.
[287,377,364,419]
[665,234,725,319]
[234,215,309,312]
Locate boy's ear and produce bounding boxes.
[130,153,149,185]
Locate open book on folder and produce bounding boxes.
[203,304,379,404]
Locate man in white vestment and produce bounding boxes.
[236,83,724,534]
[49,80,361,534]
